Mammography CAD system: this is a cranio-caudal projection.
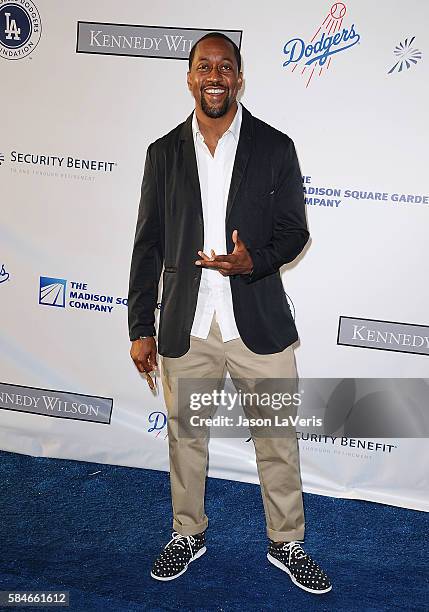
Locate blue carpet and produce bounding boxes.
[0,450,427,611]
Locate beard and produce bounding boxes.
[200,87,231,118]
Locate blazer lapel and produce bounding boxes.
[179,105,253,225]
[226,105,253,223]
[179,113,203,224]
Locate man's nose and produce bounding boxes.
[207,65,223,79]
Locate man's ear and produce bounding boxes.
[238,71,243,90]
[186,71,192,91]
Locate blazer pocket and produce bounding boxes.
[164,266,177,273]
[252,188,275,205]
[255,187,275,198]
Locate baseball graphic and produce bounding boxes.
[330,3,346,19]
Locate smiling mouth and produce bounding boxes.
[203,87,227,96]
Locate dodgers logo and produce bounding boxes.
[148,411,168,438]
[283,2,360,87]
[39,276,67,307]
[0,0,42,60]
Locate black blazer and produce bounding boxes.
[128,105,309,357]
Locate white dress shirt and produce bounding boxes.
[190,102,242,341]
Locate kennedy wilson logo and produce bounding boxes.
[0,0,42,60]
[283,2,360,87]
[0,381,113,423]
[337,317,429,356]
[76,23,242,60]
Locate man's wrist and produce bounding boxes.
[139,335,155,340]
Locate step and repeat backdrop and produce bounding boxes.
[1,0,428,511]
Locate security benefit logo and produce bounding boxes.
[0,0,42,60]
[39,276,128,315]
[282,2,360,87]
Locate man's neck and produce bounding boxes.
[194,102,238,145]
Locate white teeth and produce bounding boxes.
[205,88,225,94]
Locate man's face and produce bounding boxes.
[187,37,243,119]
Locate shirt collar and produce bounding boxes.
[192,101,242,143]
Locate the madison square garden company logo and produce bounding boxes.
[39,276,128,314]
[0,0,41,60]
[39,276,66,307]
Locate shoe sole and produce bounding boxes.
[267,553,332,594]
[150,546,207,581]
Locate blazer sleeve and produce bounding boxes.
[244,139,309,283]
[128,144,163,340]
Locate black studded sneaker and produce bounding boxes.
[267,540,332,594]
[150,531,206,581]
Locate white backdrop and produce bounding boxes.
[1,0,428,512]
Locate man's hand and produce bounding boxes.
[195,230,253,276]
[130,337,158,374]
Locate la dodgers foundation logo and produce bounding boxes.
[0,0,41,60]
[283,2,360,87]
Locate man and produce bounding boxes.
[128,32,332,594]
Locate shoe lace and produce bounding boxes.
[281,540,307,564]
[166,531,196,556]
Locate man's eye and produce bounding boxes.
[221,65,232,70]
[197,64,209,70]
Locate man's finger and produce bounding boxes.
[195,248,218,265]
[134,359,148,374]
[233,230,246,252]
[199,259,233,270]
[148,353,158,368]
[196,255,233,267]
[213,254,235,263]
[197,250,211,260]
[150,349,158,368]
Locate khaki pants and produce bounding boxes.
[161,313,305,542]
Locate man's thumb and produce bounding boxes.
[232,229,242,247]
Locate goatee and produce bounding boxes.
[200,89,231,119]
